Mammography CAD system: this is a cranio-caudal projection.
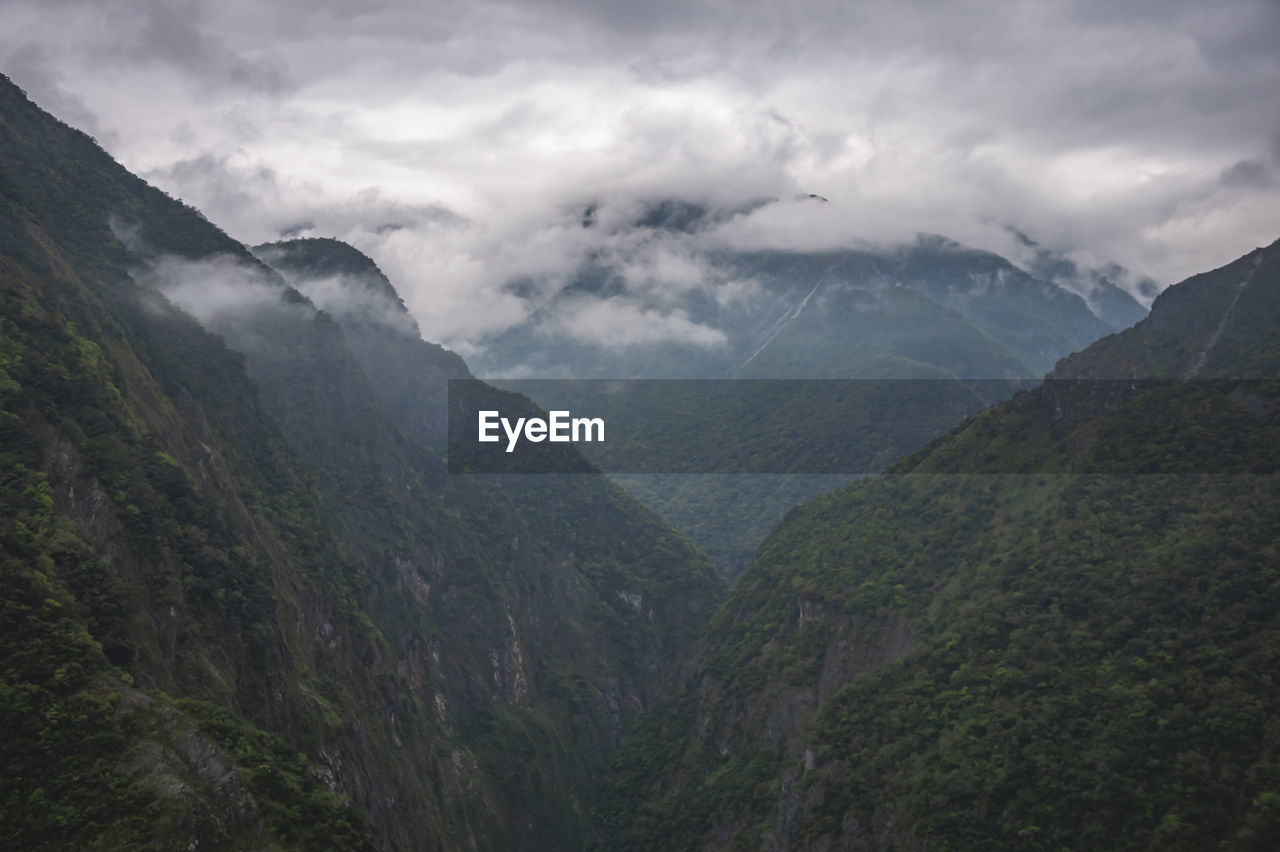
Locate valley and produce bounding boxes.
[2,66,1278,852]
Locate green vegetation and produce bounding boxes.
[1,72,727,851]
[609,474,857,582]
[7,64,1279,852]
[253,239,724,849]
[0,218,377,848]
[796,473,1280,851]
[595,240,1280,850]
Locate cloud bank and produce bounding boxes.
[4,0,1278,350]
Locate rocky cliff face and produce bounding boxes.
[0,117,446,849]
[244,235,724,848]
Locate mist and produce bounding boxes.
[4,0,1277,352]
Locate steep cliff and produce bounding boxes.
[0,73,722,850]
[0,74,447,850]
[238,235,725,849]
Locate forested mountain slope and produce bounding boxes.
[245,235,725,849]
[0,73,722,851]
[1,73,440,850]
[596,238,1280,850]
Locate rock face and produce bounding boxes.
[595,239,1280,850]
[245,235,724,848]
[0,73,721,851]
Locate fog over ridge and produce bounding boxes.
[3,0,1277,351]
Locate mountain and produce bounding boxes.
[472,218,1126,381]
[0,73,723,851]
[464,193,1157,584]
[244,235,726,850]
[1,73,427,850]
[475,209,1133,583]
[595,238,1280,849]
[250,237,468,447]
[10,61,1260,852]
[1049,243,1277,381]
[728,237,1118,380]
[1011,228,1153,331]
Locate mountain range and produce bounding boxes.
[3,69,1278,852]
[472,200,1147,382]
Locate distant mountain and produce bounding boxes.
[596,238,1280,849]
[1011,228,1153,330]
[474,216,1126,381]
[475,213,1130,581]
[0,73,722,851]
[252,237,469,447]
[728,236,1118,379]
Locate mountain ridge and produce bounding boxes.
[5,66,1275,852]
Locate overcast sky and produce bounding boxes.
[3,0,1279,349]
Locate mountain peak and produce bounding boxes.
[253,237,419,336]
[1006,228,1152,330]
[1051,238,1280,380]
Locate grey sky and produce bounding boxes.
[3,0,1278,349]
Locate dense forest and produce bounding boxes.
[0,74,721,850]
[594,238,1280,850]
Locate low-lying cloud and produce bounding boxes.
[4,0,1278,352]
[128,250,304,330]
[546,298,728,351]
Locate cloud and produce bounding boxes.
[254,245,422,337]
[142,153,463,243]
[2,0,1278,351]
[291,274,418,335]
[126,0,289,92]
[3,42,116,146]
[129,251,303,330]
[545,298,728,350]
[1221,159,1273,189]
